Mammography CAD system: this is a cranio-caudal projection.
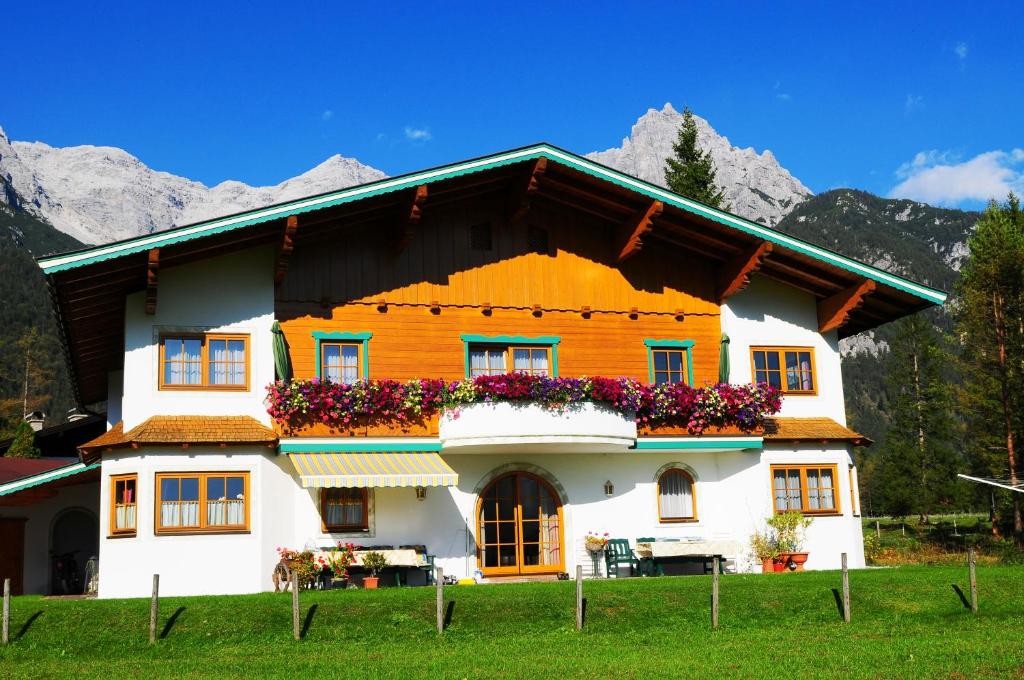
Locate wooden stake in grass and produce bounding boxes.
[2,577,9,645]
[711,557,720,630]
[875,520,880,539]
[575,565,583,631]
[841,553,851,623]
[436,567,444,634]
[291,571,300,641]
[968,548,978,614]
[149,574,159,644]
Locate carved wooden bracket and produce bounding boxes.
[616,200,664,263]
[274,215,299,285]
[145,248,159,315]
[508,157,548,224]
[394,184,429,254]
[818,279,877,333]
[716,241,773,302]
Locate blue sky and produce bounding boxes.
[4,1,1022,208]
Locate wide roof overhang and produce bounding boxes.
[38,143,947,405]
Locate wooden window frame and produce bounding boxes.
[319,487,370,533]
[154,471,251,535]
[770,464,841,515]
[319,342,362,384]
[644,339,695,386]
[158,333,250,391]
[849,465,860,516]
[109,473,138,537]
[313,332,372,380]
[460,334,561,378]
[749,346,817,395]
[656,467,698,523]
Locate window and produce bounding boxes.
[644,340,694,385]
[771,464,839,514]
[469,345,550,377]
[849,465,860,516]
[657,468,697,522]
[320,488,369,532]
[156,472,249,534]
[751,347,816,394]
[159,333,248,390]
[321,343,360,384]
[110,474,137,536]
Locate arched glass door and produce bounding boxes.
[477,472,563,576]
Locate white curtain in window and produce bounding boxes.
[207,499,245,525]
[659,471,694,519]
[184,339,202,384]
[773,470,788,510]
[161,501,199,527]
[325,498,364,528]
[228,340,245,385]
[115,505,136,530]
[513,349,531,371]
[807,471,820,510]
[210,340,228,385]
[818,469,835,510]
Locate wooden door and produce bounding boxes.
[0,518,26,595]
[477,473,564,576]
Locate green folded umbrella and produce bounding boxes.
[271,321,292,382]
[718,333,730,384]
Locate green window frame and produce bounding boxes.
[459,334,561,378]
[313,332,372,380]
[644,339,694,385]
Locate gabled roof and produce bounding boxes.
[79,416,278,462]
[763,417,871,446]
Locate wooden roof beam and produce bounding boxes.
[616,200,664,263]
[818,279,877,333]
[145,249,159,315]
[716,241,773,302]
[394,184,429,255]
[274,215,299,285]
[508,157,547,224]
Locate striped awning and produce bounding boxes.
[287,451,458,488]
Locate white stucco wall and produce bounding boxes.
[722,275,847,423]
[119,246,275,431]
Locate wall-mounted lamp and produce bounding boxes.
[603,480,614,497]
[415,486,427,501]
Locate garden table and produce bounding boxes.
[634,540,741,576]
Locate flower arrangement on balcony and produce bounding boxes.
[266,374,781,435]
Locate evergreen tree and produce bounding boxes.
[6,420,40,458]
[955,194,1024,539]
[664,107,726,208]
[874,314,961,521]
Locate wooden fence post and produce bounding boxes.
[291,571,300,640]
[2,578,9,645]
[149,574,159,644]
[875,520,880,539]
[968,548,978,614]
[711,557,720,630]
[841,553,851,623]
[436,567,444,634]
[575,565,583,631]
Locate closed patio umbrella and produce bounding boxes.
[272,321,292,381]
[718,333,730,384]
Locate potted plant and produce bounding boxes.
[361,550,388,589]
[749,530,779,574]
[325,542,358,587]
[767,511,813,572]
[584,531,610,554]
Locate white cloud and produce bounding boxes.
[904,93,924,115]
[955,41,968,60]
[404,126,432,142]
[889,149,1024,205]
[321,110,334,122]
[776,92,792,102]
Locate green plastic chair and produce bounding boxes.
[603,539,639,578]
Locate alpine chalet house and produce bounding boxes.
[37,144,945,598]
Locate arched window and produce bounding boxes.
[657,468,696,522]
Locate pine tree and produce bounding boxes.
[664,107,726,208]
[6,420,40,458]
[955,194,1024,539]
[874,314,961,521]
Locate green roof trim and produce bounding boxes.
[0,462,99,497]
[634,438,762,451]
[37,143,947,306]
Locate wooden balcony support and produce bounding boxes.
[145,248,159,315]
[394,184,429,254]
[818,279,877,333]
[616,200,664,263]
[274,215,299,285]
[508,157,548,224]
[716,241,773,302]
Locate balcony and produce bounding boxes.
[439,401,637,453]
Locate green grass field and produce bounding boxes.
[2,565,1022,679]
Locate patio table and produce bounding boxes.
[635,540,741,576]
[315,548,427,568]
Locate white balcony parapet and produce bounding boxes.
[439,401,637,453]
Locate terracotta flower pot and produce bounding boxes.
[788,552,809,572]
[761,558,774,574]
[363,576,379,589]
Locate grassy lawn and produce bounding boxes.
[2,565,1023,679]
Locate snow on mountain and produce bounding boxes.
[0,126,386,244]
[588,103,813,226]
